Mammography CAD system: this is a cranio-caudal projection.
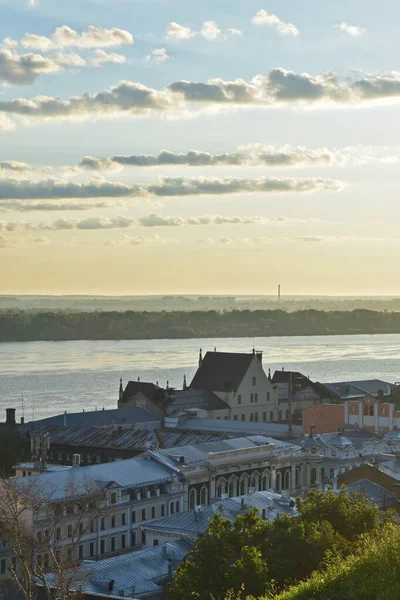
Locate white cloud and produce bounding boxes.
[228,28,243,36]
[2,38,18,50]
[200,21,221,41]
[0,234,49,249]
[0,174,343,201]
[91,49,127,68]
[0,199,124,212]
[166,22,196,40]
[4,67,400,125]
[146,48,169,64]
[334,23,367,37]
[252,10,299,36]
[22,25,134,52]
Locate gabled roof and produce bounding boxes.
[190,351,257,392]
[323,379,395,400]
[164,389,229,413]
[122,381,164,404]
[272,370,334,399]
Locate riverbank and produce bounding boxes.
[1,308,400,342]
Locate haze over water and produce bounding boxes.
[1,334,400,421]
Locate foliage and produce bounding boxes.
[2,308,400,341]
[167,489,385,600]
[274,523,400,600]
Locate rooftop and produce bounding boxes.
[190,351,257,392]
[122,381,164,405]
[144,490,297,538]
[43,539,193,599]
[346,478,398,510]
[166,415,302,439]
[25,407,160,429]
[322,380,395,400]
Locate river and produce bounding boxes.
[1,335,400,421]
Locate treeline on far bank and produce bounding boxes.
[1,308,400,342]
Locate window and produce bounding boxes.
[100,539,105,555]
[90,521,95,533]
[267,392,270,402]
[151,506,156,519]
[263,412,267,422]
[161,504,165,516]
[141,530,146,544]
[122,513,126,526]
[234,415,238,420]
[250,394,253,403]
[111,516,116,528]
[252,376,256,386]
[241,414,245,421]
[79,522,83,535]
[131,531,136,546]
[96,455,101,464]
[1,559,6,574]
[250,413,254,422]
[270,411,273,421]
[153,539,159,546]
[23,471,26,477]
[110,492,117,505]
[141,508,146,521]
[278,410,282,420]
[111,537,116,552]
[132,510,136,523]
[170,502,175,514]
[56,527,61,541]
[67,525,72,539]
[255,393,258,403]
[87,454,92,464]
[78,545,83,560]
[100,518,105,531]
[238,394,242,405]
[286,409,289,419]
[89,542,95,557]
[254,412,258,422]
[121,534,126,549]
[176,500,180,513]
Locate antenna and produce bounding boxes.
[278,284,281,301]
[21,394,25,420]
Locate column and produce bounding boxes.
[291,463,296,494]
[358,401,363,427]
[271,468,276,491]
[210,476,216,500]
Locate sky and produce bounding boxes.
[0,0,400,295]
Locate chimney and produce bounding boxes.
[119,378,123,403]
[20,416,25,425]
[377,389,384,402]
[6,408,16,428]
[199,348,203,367]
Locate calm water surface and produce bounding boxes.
[1,335,400,420]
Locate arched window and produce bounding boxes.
[275,472,282,493]
[252,376,256,386]
[240,479,245,496]
[295,467,301,489]
[189,488,197,510]
[284,470,291,490]
[310,468,317,485]
[261,470,271,491]
[229,477,238,498]
[200,486,208,506]
[217,478,226,498]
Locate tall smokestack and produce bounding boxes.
[6,408,16,428]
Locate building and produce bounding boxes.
[119,350,279,422]
[149,435,320,510]
[189,350,279,422]
[142,490,296,546]
[303,395,400,435]
[271,370,334,420]
[322,379,396,401]
[1,454,185,573]
[39,539,193,600]
[338,462,400,512]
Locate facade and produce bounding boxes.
[190,350,279,422]
[1,455,185,574]
[150,435,321,511]
[271,370,334,420]
[303,396,400,435]
[142,490,296,546]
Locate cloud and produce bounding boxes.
[334,23,367,37]
[0,234,49,249]
[0,48,59,85]
[166,22,196,40]
[0,174,343,201]
[2,38,19,50]
[5,68,400,125]
[146,176,344,197]
[0,199,124,212]
[91,49,127,68]
[22,25,134,52]
[252,10,299,37]
[199,235,386,246]
[104,234,177,247]
[200,21,221,41]
[228,28,242,36]
[146,48,169,64]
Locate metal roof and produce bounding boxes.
[171,416,302,438]
[190,351,256,392]
[12,455,179,501]
[43,539,193,598]
[322,380,395,400]
[145,490,297,537]
[26,407,160,429]
[156,436,299,466]
[346,479,398,510]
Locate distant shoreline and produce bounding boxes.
[1,308,400,342]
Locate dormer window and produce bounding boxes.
[110,492,117,505]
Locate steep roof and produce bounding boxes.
[122,381,164,404]
[164,389,229,413]
[272,370,334,399]
[190,351,256,392]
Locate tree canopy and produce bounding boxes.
[166,489,387,600]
